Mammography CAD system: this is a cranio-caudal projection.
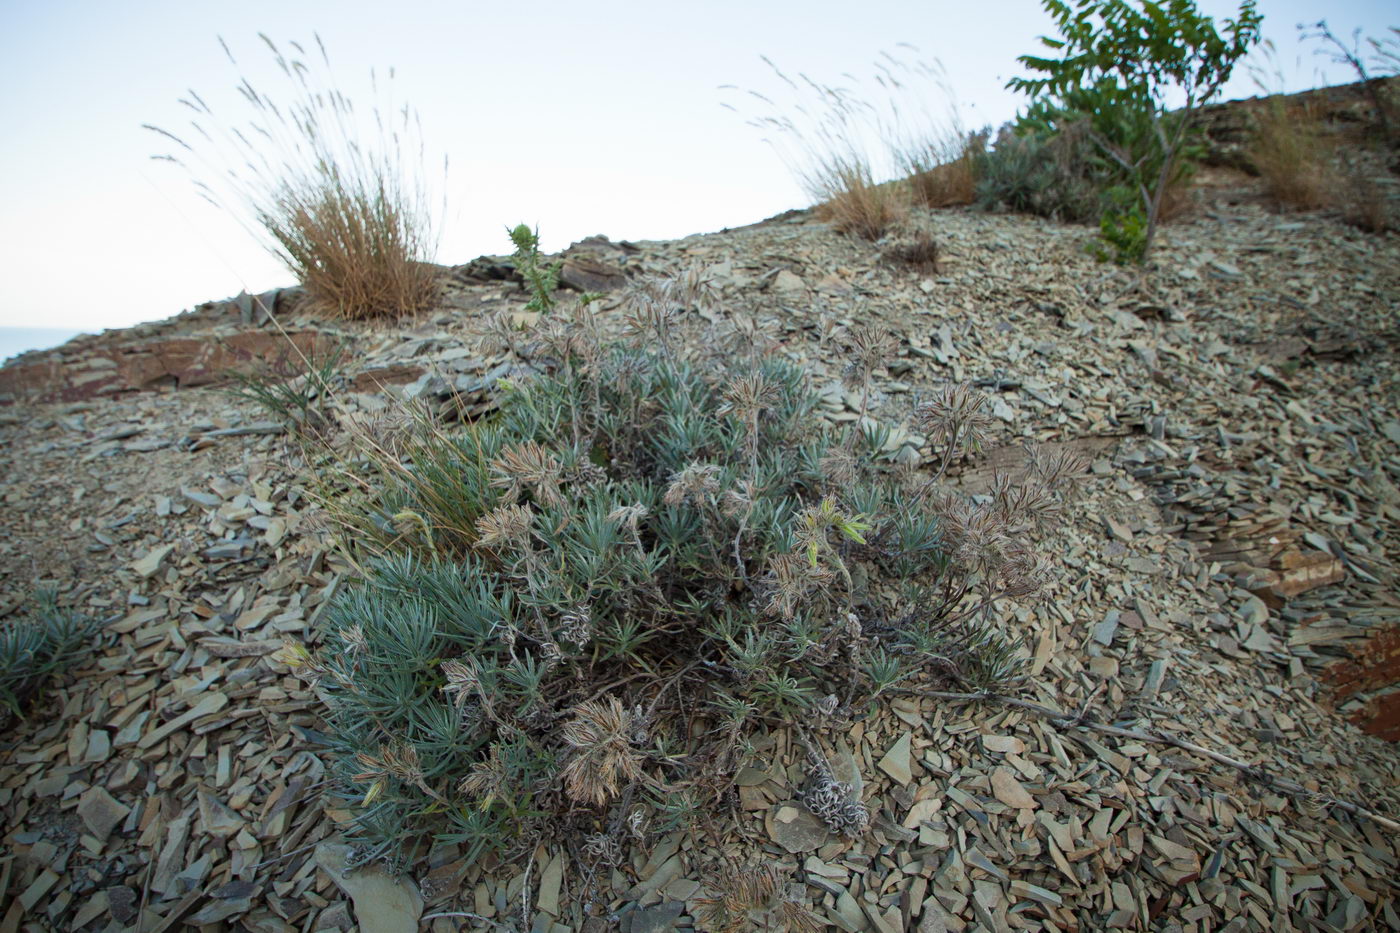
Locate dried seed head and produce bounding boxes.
[340,624,366,653]
[351,743,424,805]
[582,832,622,864]
[489,441,564,506]
[847,322,897,375]
[715,313,777,359]
[440,658,481,711]
[536,302,602,362]
[626,806,648,839]
[948,501,1012,580]
[559,697,643,806]
[479,308,525,357]
[719,371,779,420]
[458,744,509,804]
[1029,446,1089,495]
[606,502,650,532]
[998,546,1051,598]
[763,552,837,618]
[719,481,756,519]
[663,462,722,506]
[558,605,593,648]
[819,447,857,488]
[474,503,534,550]
[538,638,563,670]
[913,383,993,453]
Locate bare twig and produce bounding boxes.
[420,912,513,930]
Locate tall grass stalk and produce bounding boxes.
[146,34,444,320]
[724,48,973,238]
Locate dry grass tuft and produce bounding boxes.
[147,34,442,320]
[1248,99,1338,211]
[725,50,972,241]
[1336,159,1394,233]
[815,166,907,240]
[880,217,941,274]
[902,130,987,209]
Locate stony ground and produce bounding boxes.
[2,176,1399,932]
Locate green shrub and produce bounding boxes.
[1,593,102,722]
[974,123,1105,221]
[288,280,1082,868]
[1007,0,1263,261]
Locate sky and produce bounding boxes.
[0,0,1394,346]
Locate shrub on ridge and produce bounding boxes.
[288,272,1083,869]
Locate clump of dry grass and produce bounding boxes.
[818,164,908,239]
[1336,158,1394,233]
[147,34,442,320]
[724,49,974,240]
[905,131,986,209]
[1248,98,1338,211]
[880,216,941,274]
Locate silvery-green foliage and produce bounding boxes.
[300,275,1073,868]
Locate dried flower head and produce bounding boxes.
[479,308,526,358]
[715,313,777,360]
[763,552,837,619]
[361,407,417,459]
[998,546,1051,599]
[946,500,1013,580]
[474,503,534,550]
[1030,446,1089,497]
[846,322,897,376]
[440,658,481,712]
[271,639,327,685]
[459,743,510,806]
[559,697,643,806]
[719,371,779,421]
[340,623,367,654]
[622,277,681,345]
[536,302,602,362]
[606,502,650,532]
[663,462,722,507]
[719,481,757,520]
[819,447,858,488]
[913,383,993,455]
[489,441,564,506]
[693,863,823,933]
[352,743,425,806]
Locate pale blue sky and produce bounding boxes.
[0,0,1393,340]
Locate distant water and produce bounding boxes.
[0,327,86,365]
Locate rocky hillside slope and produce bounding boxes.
[1,86,1398,932]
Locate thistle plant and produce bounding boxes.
[292,272,1083,872]
[508,223,560,314]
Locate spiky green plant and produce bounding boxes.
[1,593,102,722]
[289,263,1082,869]
[508,224,561,314]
